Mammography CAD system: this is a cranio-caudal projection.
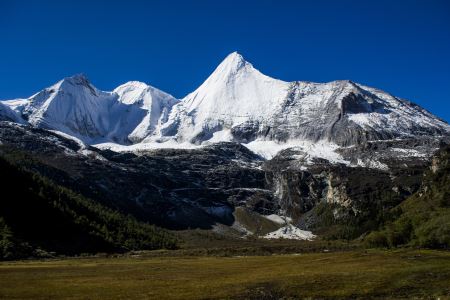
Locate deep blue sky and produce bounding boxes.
[1,0,450,121]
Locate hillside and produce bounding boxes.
[365,145,450,248]
[0,152,177,260]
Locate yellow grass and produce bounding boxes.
[0,249,449,299]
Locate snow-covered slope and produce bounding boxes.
[1,52,449,161]
[159,52,289,143]
[2,74,179,144]
[159,52,449,147]
[0,101,24,123]
[112,81,179,143]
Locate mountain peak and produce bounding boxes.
[61,73,90,85]
[113,81,178,104]
[57,74,98,96]
[213,51,250,77]
[114,81,150,95]
[224,51,245,63]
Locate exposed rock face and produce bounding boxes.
[260,137,444,231]
[0,122,277,230]
[430,147,450,174]
[1,121,444,236]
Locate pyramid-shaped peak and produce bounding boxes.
[203,51,255,84]
[225,51,245,61]
[219,51,248,69]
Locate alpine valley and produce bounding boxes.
[1,52,449,258]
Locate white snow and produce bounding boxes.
[347,82,450,137]
[263,214,292,225]
[94,140,201,152]
[113,81,179,142]
[49,130,87,149]
[355,158,389,171]
[243,139,349,163]
[94,138,352,166]
[0,101,25,123]
[391,147,427,157]
[159,52,290,143]
[2,74,179,145]
[205,129,234,144]
[1,51,448,165]
[2,98,28,112]
[243,140,295,159]
[263,224,316,240]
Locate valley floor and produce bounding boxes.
[0,249,449,299]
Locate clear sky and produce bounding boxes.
[1,0,449,121]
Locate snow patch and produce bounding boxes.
[263,224,316,240]
[49,130,87,149]
[206,129,234,144]
[355,158,389,171]
[244,139,349,164]
[263,214,292,225]
[391,147,427,157]
[94,140,201,152]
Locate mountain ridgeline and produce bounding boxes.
[0,52,449,257]
[2,52,448,147]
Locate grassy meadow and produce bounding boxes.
[0,249,449,299]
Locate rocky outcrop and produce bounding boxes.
[262,141,434,232]
[0,122,274,229]
[0,120,446,237]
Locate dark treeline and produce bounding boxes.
[0,154,177,260]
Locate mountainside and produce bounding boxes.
[364,145,450,249]
[0,122,268,230]
[0,102,24,123]
[2,52,449,159]
[0,151,177,260]
[0,120,445,242]
[159,52,449,148]
[3,74,179,144]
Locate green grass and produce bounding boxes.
[0,249,449,299]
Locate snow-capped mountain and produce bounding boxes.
[1,52,449,157]
[2,74,178,144]
[1,53,450,239]
[159,52,449,147]
[0,101,24,123]
[158,52,289,143]
[113,81,179,143]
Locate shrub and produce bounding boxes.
[414,214,450,249]
[0,218,15,259]
[364,231,389,248]
[386,216,413,247]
